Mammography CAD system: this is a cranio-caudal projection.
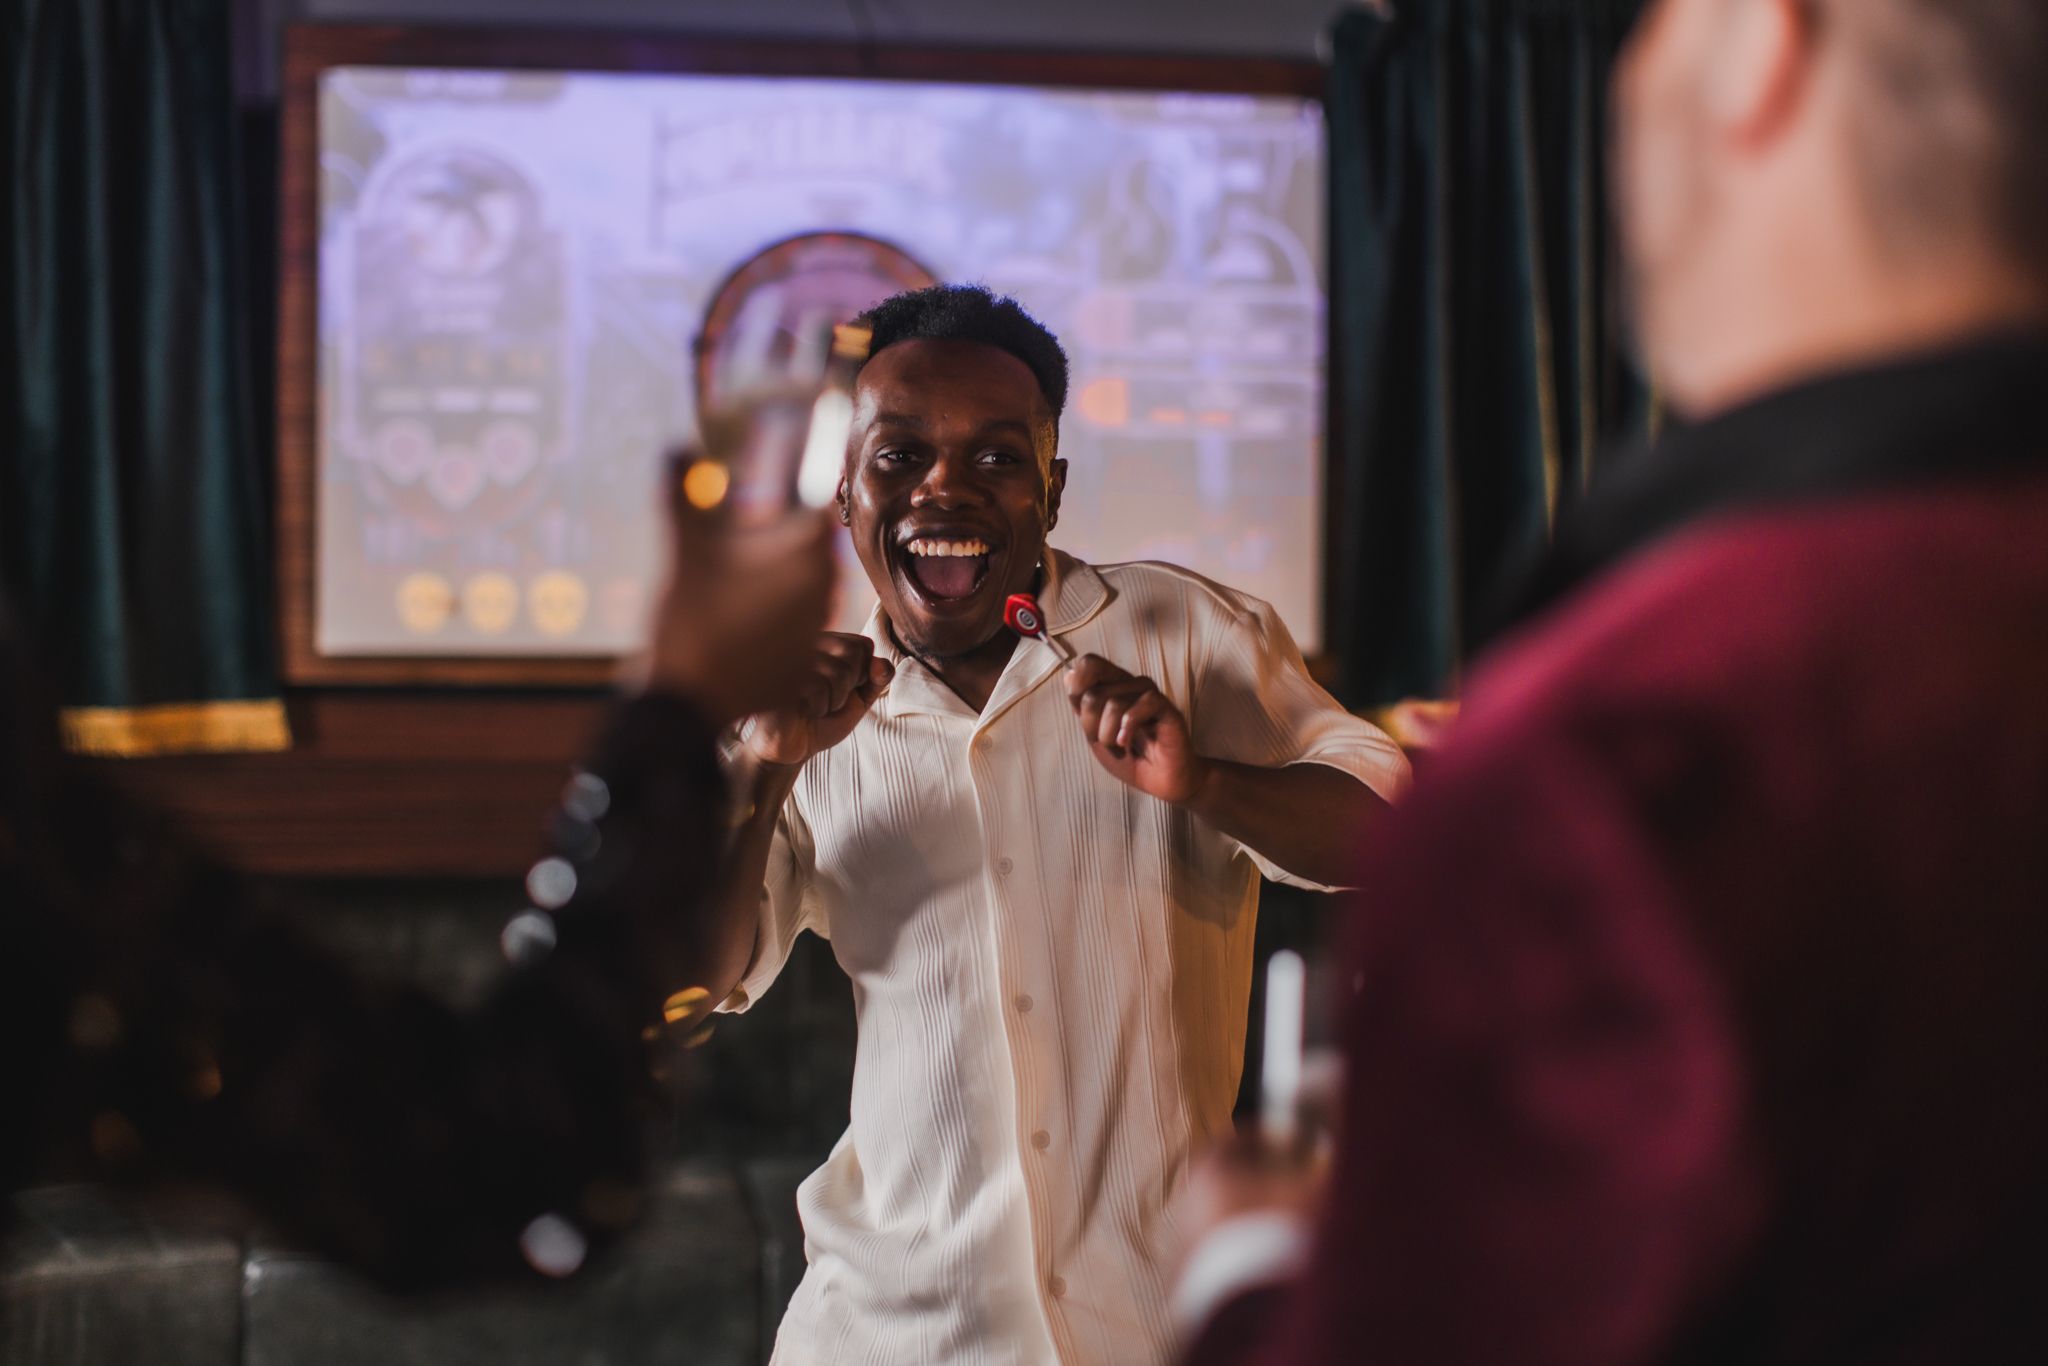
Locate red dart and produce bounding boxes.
[1005,592,1076,663]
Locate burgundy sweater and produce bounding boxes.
[1190,339,2048,1364]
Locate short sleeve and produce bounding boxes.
[1189,593,1412,890]
[717,785,823,1014]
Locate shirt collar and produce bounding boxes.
[1485,327,2048,644]
[1033,547,1112,638]
[862,548,1114,722]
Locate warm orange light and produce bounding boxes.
[1076,378,1131,427]
[663,986,713,1024]
[1150,407,1189,426]
[682,460,731,510]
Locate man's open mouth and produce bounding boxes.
[901,536,994,604]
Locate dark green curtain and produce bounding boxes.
[2,0,286,754]
[1327,0,1652,708]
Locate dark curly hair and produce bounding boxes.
[857,284,1070,422]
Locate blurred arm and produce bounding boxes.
[23,689,728,1292]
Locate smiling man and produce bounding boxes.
[699,285,1408,1366]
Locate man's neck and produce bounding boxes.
[896,626,1019,715]
[1661,246,2048,420]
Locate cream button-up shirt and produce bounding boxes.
[724,550,1409,1366]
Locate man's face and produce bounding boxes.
[1614,0,1722,364]
[841,338,1067,659]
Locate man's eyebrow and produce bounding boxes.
[870,411,929,429]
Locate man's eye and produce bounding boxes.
[876,448,918,466]
[979,449,1020,466]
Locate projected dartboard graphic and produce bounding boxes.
[314,66,1326,657]
[694,231,938,416]
[350,147,564,537]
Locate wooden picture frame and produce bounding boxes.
[276,24,1328,686]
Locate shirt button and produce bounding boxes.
[1031,1129,1051,1151]
[996,857,1015,876]
[1048,1275,1067,1299]
[1014,993,1034,1013]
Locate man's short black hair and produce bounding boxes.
[858,284,1070,422]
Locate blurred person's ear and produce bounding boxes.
[1710,0,1817,149]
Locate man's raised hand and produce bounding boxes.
[743,632,894,767]
[1064,654,1206,805]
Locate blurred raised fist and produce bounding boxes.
[637,451,838,724]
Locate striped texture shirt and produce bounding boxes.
[723,551,1410,1365]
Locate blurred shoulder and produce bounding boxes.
[1490,482,2048,697]
[1453,479,2048,775]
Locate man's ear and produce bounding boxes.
[836,475,850,525]
[1710,0,1814,148]
[1045,457,1068,534]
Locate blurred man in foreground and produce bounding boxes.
[3,488,835,1290]
[1177,1,2048,1362]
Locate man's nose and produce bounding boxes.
[909,453,985,508]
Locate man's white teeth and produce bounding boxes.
[907,538,990,557]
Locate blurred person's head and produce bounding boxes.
[840,285,1070,660]
[1616,0,2048,416]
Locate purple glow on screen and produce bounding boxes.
[315,67,1325,656]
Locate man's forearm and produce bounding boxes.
[699,753,802,1008]
[1181,760,1387,889]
